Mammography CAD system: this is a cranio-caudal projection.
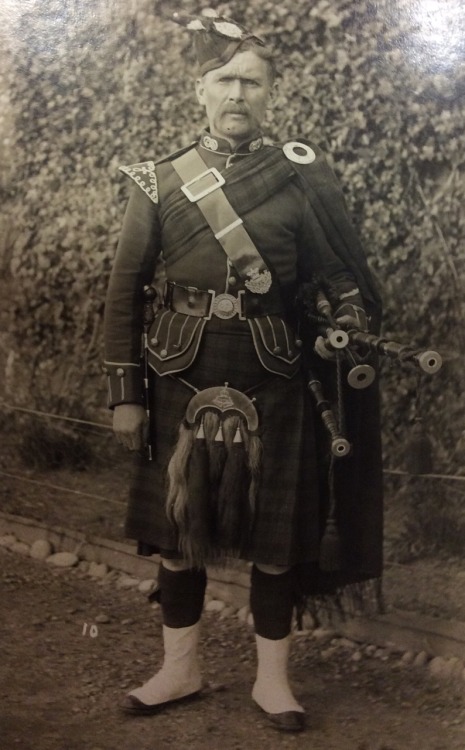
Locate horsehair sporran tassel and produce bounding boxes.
[246,427,262,517]
[202,409,221,442]
[166,421,195,525]
[217,419,250,548]
[208,419,227,487]
[178,417,212,566]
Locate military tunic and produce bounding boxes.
[104,131,383,577]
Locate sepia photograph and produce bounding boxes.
[0,1,464,748]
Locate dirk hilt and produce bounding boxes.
[143,285,157,329]
[307,374,351,457]
[142,286,157,461]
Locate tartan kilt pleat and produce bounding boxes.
[126,322,321,566]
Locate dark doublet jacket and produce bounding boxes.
[104,130,381,405]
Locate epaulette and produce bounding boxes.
[119,161,159,204]
[119,142,198,205]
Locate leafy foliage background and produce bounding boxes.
[1,0,464,473]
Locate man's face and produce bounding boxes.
[195,50,274,147]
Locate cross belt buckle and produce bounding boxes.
[181,168,225,202]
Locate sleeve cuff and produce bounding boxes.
[102,361,144,408]
[333,287,368,331]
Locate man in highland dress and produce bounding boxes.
[103,10,383,733]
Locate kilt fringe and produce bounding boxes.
[166,410,262,567]
[296,575,385,628]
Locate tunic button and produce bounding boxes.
[150,337,159,346]
[102,366,108,374]
[228,276,237,286]
[288,350,294,357]
[295,339,303,349]
[273,346,282,355]
[116,367,125,377]
[160,349,168,358]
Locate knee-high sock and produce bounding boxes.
[250,565,296,640]
[158,565,207,628]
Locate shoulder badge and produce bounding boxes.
[119,161,158,205]
[283,141,316,164]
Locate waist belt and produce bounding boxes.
[165,282,245,320]
[150,282,301,379]
[164,282,284,320]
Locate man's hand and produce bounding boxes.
[333,303,368,332]
[314,335,337,361]
[113,404,149,451]
[314,305,368,361]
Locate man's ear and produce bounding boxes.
[269,80,279,103]
[195,77,205,105]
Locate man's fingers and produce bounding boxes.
[314,336,337,361]
[335,311,368,332]
[115,424,146,451]
[335,314,358,327]
[113,404,148,450]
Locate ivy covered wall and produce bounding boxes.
[1,0,464,472]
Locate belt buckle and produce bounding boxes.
[181,168,225,203]
[209,291,245,320]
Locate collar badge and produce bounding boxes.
[203,135,219,151]
[249,138,263,152]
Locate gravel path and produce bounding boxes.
[1,545,464,750]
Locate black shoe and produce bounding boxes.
[120,690,201,716]
[255,703,306,732]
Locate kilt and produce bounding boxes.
[126,317,322,566]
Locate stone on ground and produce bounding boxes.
[46,552,79,567]
[30,539,53,560]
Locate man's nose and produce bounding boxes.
[228,80,244,101]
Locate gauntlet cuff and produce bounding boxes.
[102,361,144,408]
[333,287,368,331]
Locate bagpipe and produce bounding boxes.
[298,281,443,572]
[299,282,442,459]
[311,287,441,387]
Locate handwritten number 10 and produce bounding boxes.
[82,623,99,638]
